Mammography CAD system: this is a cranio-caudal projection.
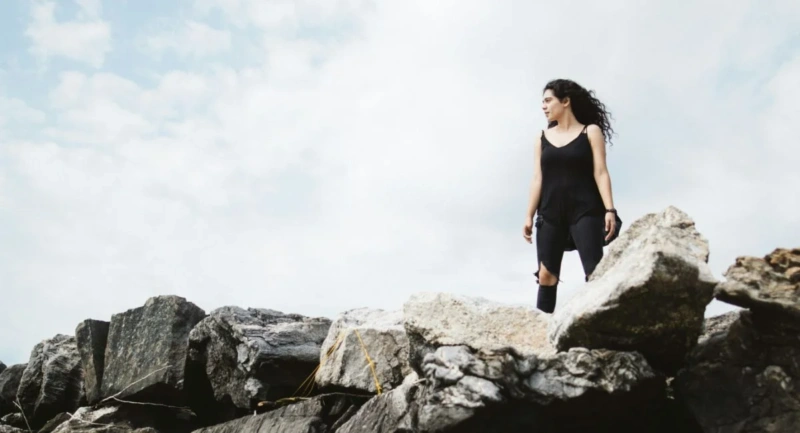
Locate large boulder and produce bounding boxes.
[101,295,206,406]
[190,393,369,433]
[674,310,800,432]
[403,292,554,370]
[714,247,800,326]
[315,308,412,394]
[50,405,198,433]
[75,319,110,405]
[401,292,673,432]
[0,363,5,375]
[0,364,27,417]
[548,206,717,374]
[16,334,83,428]
[187,306,331,424]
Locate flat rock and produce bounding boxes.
[548,206,717,374]
[403,292,553,370]
[75,319,110,405]
[0,364,27,417]
[714,247,800,326]
[315,308,412,394]
[16,334,83,428]
[191,393,369,433]
[187,306,331,424]
[674,310,800,432]
[101,295,206,406]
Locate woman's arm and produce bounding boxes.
[525,133,544,220]
[587,124,615,210]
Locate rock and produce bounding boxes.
[548,206,717,374]
[336,374,422,433]
[401,292,678,432]
[675,310,800,432]
[16,334,83,428]
[38,412,71,433]
[51,405,198,433]
[403,292,553,371]
[0,425,26,433]
[0,364,27,417]
[101,295,206,406]
[75,319,110,405]
[714,247,800,326]
[186,306,331,423]
[191,393,369,433]
[0,363,5,375]
[415,345,665,432]
[315,308,412,394]
[0,413,25,429]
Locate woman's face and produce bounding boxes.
[541,89,567,122]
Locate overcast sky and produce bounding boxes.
[1,0,798,365]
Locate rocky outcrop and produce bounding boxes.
[0,364,26,417]
[315,308,412,394]
[187,306,331,423]
[0,426,26,433]
[674,310,800,432]
[190,393,369,433]
[714,247,800,326]
[0,363,5,376]
[101,295,206,406]
[75,319,110,405]
[16,334,83,428]
[549,206,717,374]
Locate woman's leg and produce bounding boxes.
[569,214,606,281]
[535,217,567,312]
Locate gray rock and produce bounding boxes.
[190,393,368,433]
[38,412,71,433]
[548,206,717,374]
[315,308,412,394]
[336,374,422,433]
[187,306,331,423]
[16,334,83,428]
[75,319,110,405]
[0,363,5,375]
[0,364,27,417]
[51,405,198,433]
[675,310,800,433]
[0,413,26,429]
[0,425,26,433]
[403,292,553,371]
[714,247,800,326]
[415,345,664,432]
[101,295,206,406]
[400,292,675,432]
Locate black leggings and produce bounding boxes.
[535,214,605,283]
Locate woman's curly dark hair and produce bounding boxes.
[545,79,615,146]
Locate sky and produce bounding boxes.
[1,0,799,365]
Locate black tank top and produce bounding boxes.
[537,125,605,224]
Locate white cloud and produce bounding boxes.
[25,0,111,68]
[141,21,231,59]
[2,0,800,364]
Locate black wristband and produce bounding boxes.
[606,208,617,214]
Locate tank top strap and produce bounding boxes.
[581,124,588,134]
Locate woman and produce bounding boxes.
[522,79,618,313]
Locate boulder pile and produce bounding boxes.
[0,206,797,432]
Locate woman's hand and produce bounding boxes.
[523,218,533,244]
[604,211,617,241]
